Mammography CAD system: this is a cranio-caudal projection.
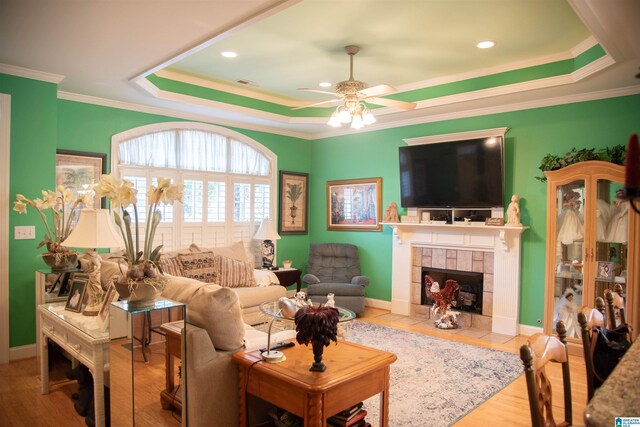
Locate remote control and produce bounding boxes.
[260,341,295,353]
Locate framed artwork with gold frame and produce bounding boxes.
[327,177,382,231]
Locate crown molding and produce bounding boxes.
[57,91,312,140]
[571,54,616,82]
[313,85,640,139]
[155,69,301,107]
[403,128,509,146]
[571,36,599,56]
[0,63,65,84]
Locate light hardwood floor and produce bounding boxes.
[0,307,587,427]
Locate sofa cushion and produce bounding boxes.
[215,255,256,288]
[177,251,217,283]
[190,241,248,262]
[162,275,245,350]
[99,260,128,287]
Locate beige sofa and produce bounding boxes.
[161,276,277,426]
[100,244,287,426]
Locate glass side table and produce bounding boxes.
[259,300,356,322]
[259,299,356,342]
[109,298,187,426]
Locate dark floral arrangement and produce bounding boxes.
[294,305,339,348]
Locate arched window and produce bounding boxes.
[111,122,276,262]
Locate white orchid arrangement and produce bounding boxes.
[94,175,183,281]
[13,186,90,253]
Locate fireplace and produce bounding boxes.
[421,268,484,314]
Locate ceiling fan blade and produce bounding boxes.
[292,99,341,110]
[298,88,339,97]
[359,84,396,98]
[367,97,417,110]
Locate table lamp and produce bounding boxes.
[262,297,297,362]
[62,209,123,315]
[253,217,281,269]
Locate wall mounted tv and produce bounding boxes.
[399,137,504,208]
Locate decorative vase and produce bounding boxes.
[114,276,166,307]
[42,251,79,271]
[310,340,327,372]
[289,205,298,224]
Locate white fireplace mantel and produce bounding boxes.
[385,222,528,336]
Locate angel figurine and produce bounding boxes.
[325,293,336,308]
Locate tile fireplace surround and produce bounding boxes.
[386,222,527,336]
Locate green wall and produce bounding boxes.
[309,94,640,327]
[1,74,58,348]
[3,76,311,347]
[3,71,639,349]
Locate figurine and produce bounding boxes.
[383,202,399,223]
[294,291,307,308]
[506,194,521,226]
[426,275,460,329]
[325,293,335,308]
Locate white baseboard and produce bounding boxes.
[519,324,544,336]
[10,344,36,361]
[365,298,392,310]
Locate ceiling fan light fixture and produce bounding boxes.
[363,109,376,125]
[351,113,364,129]
[327,112,341,127]
[339,108,352,123]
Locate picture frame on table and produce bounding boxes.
[65,278,88,313]
[97,284,119,332]
[279,171,309,234]
[56,149,107,209]
[326,177,382,231]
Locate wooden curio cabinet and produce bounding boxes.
[543,161,638,346]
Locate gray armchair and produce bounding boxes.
[303,243,369,314]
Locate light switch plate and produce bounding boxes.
[14,225,36,240]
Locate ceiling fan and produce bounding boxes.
[294,45,417,113]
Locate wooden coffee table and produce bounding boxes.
[233,339,397,427]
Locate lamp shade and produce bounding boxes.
[62,209,124,249]
[253,217,281,241]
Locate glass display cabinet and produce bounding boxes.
[543,161,637,345]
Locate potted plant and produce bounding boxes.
[94,175,183,304]
[13,186,89,270]
[294,304,339,372]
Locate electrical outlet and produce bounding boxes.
[14,225,36,240]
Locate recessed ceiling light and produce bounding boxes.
[319,82,332,87]
[221,51,238,58]
[477,41,495,49]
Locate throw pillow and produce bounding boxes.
[156,256,183,277]
[177,252,217,283]
[215,255,256,288]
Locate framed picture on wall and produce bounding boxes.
[279,171,309,234]
[56,149,107,209]
[326,177,382,231]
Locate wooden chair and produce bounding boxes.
[604,285,626,327]
[520,320,572,427]
[577,300,605,401]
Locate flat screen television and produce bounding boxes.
[399,137,504,208]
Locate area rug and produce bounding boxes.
[342,321,523,427]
